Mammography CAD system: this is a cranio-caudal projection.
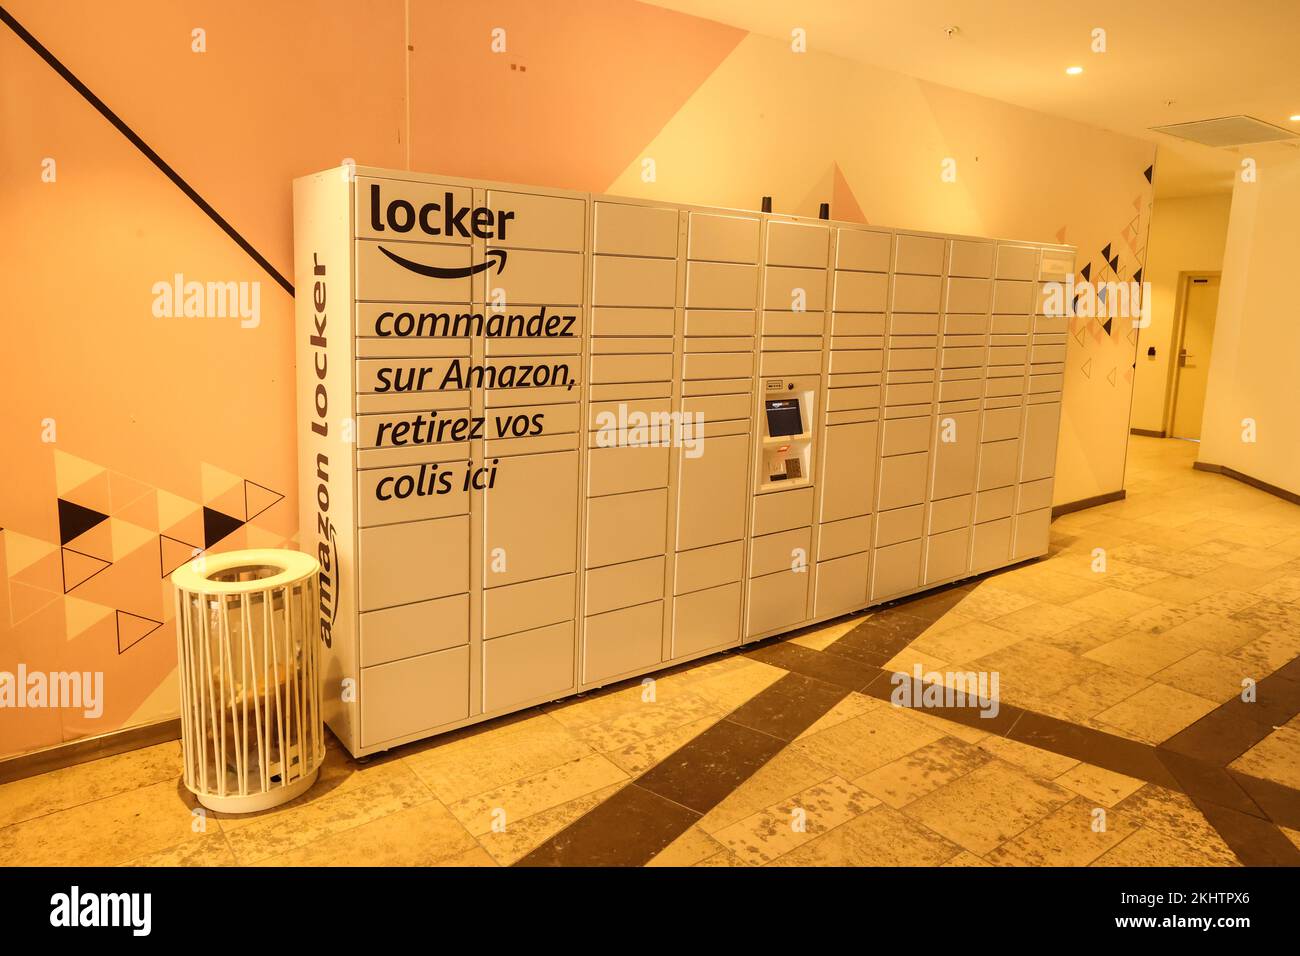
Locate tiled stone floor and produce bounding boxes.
[3,437,1300,867]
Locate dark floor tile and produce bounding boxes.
[819,637,895,668]
[1155,749,1264,817]
[848,610,933,640]
[1229,771,1300,832]
[1009,711,1179,789]
[887,583,975,622]
[727,671,849,742]
[1236,675,1300,727]
[1162,708,1275,764]
[1189,796,1300,867]
[745,639,883,690]
[1273,655,1300,683]
[635,719,786,815]
[834,622,920,658]
[514,783,699,867]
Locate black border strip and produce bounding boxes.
[1051,488,1126,518]
[1195,460,1300,507]
[0,5,294,297]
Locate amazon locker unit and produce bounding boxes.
[293,165,1074,757]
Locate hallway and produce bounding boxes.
[3,437,1299,867]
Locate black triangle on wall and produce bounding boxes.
[1080,262,1092,282]
[1101,243,1112,261]
[57,498,109,545]
[202,507,243,549]
[1144,164,1154,184]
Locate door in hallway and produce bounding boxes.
[1171,274,1219,440]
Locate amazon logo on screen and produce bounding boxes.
[369,183,513,279]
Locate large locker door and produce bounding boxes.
[677,433,750,552]
[931,410,979,501]
[483,449,579,586]
[820,421,878,523]
[1020,402,1062,483]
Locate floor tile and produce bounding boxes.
[447,753,628,836]
[1094,683,1220,744]
[0,778,211,866]
[1229,725,1300,791]
[1054,762,1145,807]
[636,719,785,815]
[1091,827,1235,867]
[0,741,183,829]
[985,796,1137,865]
[727,672,849,742]
[1110,785,1238,866]
[714,776,879,865]
[855,736,990,808]
[901,760,1073,855]
[772,804,961,866]
[516,783,698,867]
[478,783,624,865]
[698,749,836,834]
[253,801,478,866]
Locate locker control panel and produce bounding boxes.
[294,165,1073,756]
[758,379,815,492]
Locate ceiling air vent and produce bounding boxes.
[1150,115,1298,148]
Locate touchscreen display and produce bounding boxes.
[764,399,803,437]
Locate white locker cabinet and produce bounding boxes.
[295,165,1072,756]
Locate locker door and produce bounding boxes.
[820,421,878,522]
[483,450,579,586]
[1020,403,1062,483]
[677,434,749,551]
[931,410,979,500]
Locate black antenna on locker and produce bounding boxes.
[761,196,772,213]
[818,202,830,220]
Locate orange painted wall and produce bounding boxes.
[0,0,1151,759]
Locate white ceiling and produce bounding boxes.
[647,0,1300,197]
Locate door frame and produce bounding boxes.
[1162,270,1220,439]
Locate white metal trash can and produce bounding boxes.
[171,548,324,813]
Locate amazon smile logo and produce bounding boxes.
[378,245,507,279]
[368,183,515,280]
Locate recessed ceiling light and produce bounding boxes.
[1065,66,1084,76]
[1291,114,1300,122]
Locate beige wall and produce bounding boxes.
[1199,157,1300,494]
[1130,192,1232,434]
